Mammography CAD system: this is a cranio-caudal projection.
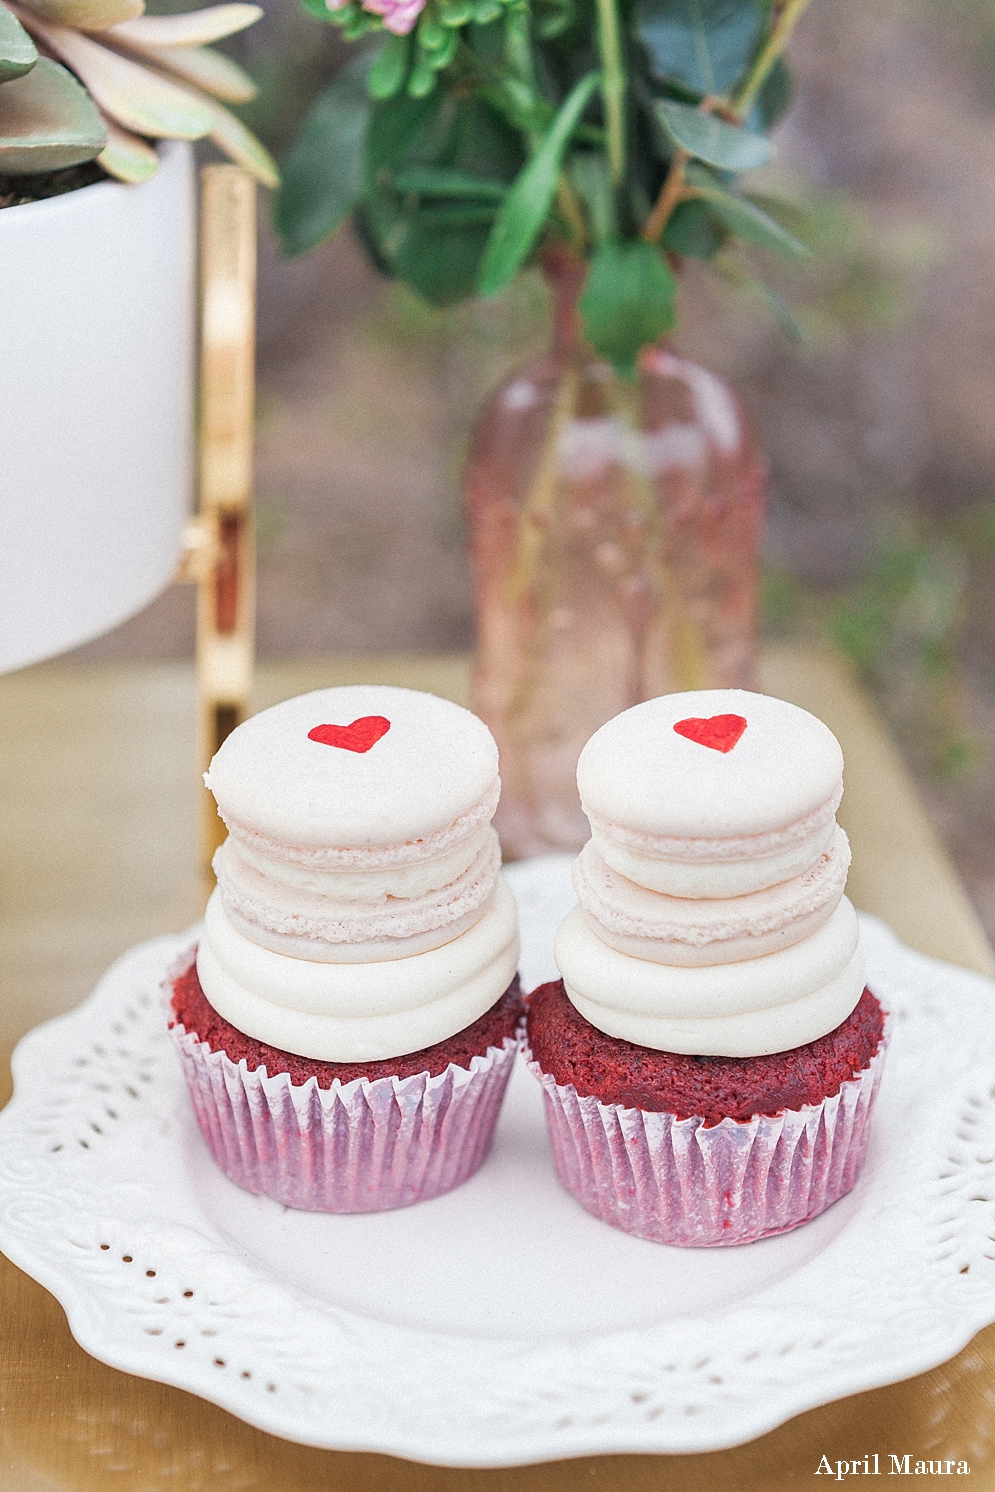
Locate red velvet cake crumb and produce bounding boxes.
[526,980,885,1125]
[169,953,523,1086]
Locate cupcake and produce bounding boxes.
[168,685,522,1213]
[524,690,888,1246]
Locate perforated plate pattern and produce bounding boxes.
[1,861,994,1466]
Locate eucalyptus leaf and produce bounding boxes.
[0,5,37,85]
[478,69,599,296]
[662,195,726,258]
[744,274,803,339]
[715,255,804,340]
[655,97,772,170]
[639,0,763,97]
[754,54,791,128]
[0,55,105,174]
[579,238,677,375]
[275,52,374,255]
[742,189,816,245]
[684,162,810,256]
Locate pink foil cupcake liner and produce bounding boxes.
[524,1034,888,1247]
[169,1021,519,1213]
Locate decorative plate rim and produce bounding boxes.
[2,858,995,1467]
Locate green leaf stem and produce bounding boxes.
[477,69,599,295]
[579,236,677,374]
[655,97,772,170]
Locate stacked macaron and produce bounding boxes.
[526,689,888,1247]
[169,685,522,1213]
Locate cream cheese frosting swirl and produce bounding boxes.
[197,684,518,1060]
[198,878,520,1062]
[556,898,864,1056]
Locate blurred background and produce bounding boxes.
[62,0,995,940]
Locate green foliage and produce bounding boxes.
[0,5,37,83]
[477,70,599,296]
[368,33,411,99]
[655,97,772,170]
[662,195,726,257]
[0,55,106,175]
[579,236,677,372]
[684,163,810,256]
[274,51,374,256]
[279,0,812,367]
[361,89,525,303]
[0,4,107,175]
[1,1,273,188]
[639,0,764,96]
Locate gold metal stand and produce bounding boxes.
[177,165,257,887]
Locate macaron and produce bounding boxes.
[577,688,844,898]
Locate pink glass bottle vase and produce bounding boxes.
[466,249,767,859]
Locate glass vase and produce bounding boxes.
[465,248,768,860]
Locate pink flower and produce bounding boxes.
[360,0,426,34]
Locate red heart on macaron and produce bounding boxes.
[308,716,391,753]
[673,713,747,753]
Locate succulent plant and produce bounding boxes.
[0,0,277,185]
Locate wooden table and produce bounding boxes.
[2,644,995,1491]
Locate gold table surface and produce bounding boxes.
[2,643,995,1491]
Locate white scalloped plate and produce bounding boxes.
[2,855,995,1467]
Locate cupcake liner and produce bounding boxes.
[524,1031,888,1247]
[169,1018,519,1213]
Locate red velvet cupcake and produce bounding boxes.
[169,954,523,1213]
[525,980,885,1246]
[168,685,522,1212]
[529,690,889,1246]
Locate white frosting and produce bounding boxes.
[577,689,843,842]
[574,828,850,965]
[196,877,520,1062]
[206,685,500,852]
[566,948,865,1057]
[555,899,864,1055]
[214,828,501,962]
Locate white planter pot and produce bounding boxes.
[0,140,195,673]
